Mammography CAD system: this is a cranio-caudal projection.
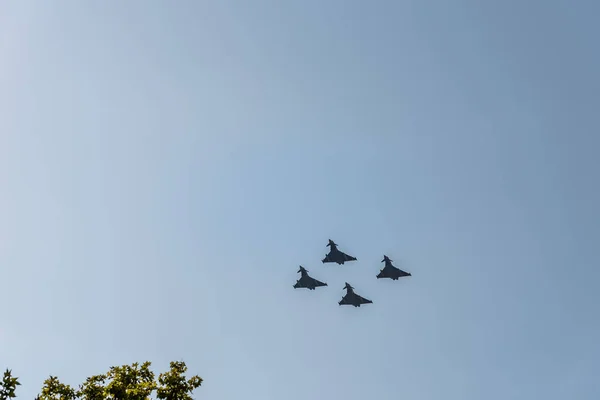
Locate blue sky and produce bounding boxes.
[1,1,599,399]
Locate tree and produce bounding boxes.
[1,361,202,400]
[0,369,21,400]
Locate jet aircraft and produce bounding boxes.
[293,266,328,290]
[338,282,373,307]
[376,255,411,280]
[321,239,357,265]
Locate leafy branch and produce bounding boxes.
[1,361,201,400]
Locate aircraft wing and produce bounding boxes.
[311,278,327,287]
[322,251,337,263]
[338,294,353,305]
[388,265,411,277]
[379,265,411,279]
[294,276,310,288]
[355,294,373,304]
[323,251,356,264]
[295,275,327,289]
[339,251,357,262]
[396,268,411,277]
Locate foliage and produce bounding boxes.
[0,369,21,400]
[1,361,201,400]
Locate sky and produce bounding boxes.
[1,1,599,399]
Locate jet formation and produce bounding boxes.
[292,239,412,307]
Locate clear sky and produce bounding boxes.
[1,1,599,399]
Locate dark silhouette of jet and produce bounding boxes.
[321,239,357,265]
[338,282,372,307]
[376,255,411,280]
[293,266,328,290]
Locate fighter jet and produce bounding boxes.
[293,266,328,290]
[321,239,357,265]
[338,282,373,307]
[376,255,411,280]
